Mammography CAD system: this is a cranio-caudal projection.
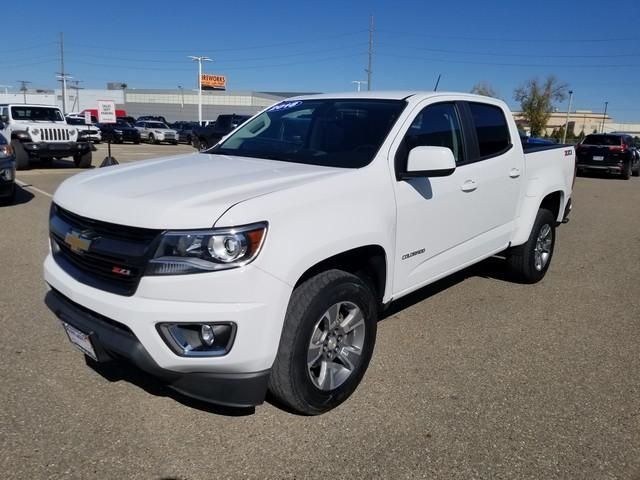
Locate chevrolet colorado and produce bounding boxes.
[44,92,575,414]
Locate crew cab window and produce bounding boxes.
[468,103,511,158]
[403,102,464,163]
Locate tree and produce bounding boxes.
[470,82,499,98]
[513,76,568,137]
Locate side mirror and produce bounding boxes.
[401,146,456,179]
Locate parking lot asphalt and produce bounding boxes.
[1,143,639,479]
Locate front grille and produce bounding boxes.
[50,204,162,296]
[42,128,71,142]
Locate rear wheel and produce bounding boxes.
[632,159,640,177]
[73,150,92,168]
[199,139,209,151]
[269,269,377,415]
[11,140,30,170]
[621,160,632,180]
[507,208,556,283]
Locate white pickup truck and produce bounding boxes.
[44,92,575,414]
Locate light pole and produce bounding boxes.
[562,90,573,144]
[178,85,184,110]
[188,55,212,125]
[601,101,608,133]
[0,85,10,95]
[351,80,367,92]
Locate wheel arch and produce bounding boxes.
[293,245,388,305]
[511,189,566,246]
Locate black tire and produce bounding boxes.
[632,159,640,177]
[148,133,157,144]
[170,141,178,145]
[0,184,16,205]
[11,140,30,170]
[73,150,92,168]
[186,135,192,145]
[621,160,631,180]
[198,138,209,150]
[269,269,378,415]
[507,209,556,284]
[133,139,140,145]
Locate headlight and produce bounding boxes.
[146,222,268,275]
[69,129,77,136]
[0,145,13,158]
[31,128,41,135]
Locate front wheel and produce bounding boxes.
[269,269,377,415]
[506,208,556,283]
[73,150,92,168]
[148,133,157,144]
[11,140,30,170]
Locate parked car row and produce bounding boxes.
[576,133,640,180]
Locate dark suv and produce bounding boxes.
[576,133,640,179]
[0,134,16,204]
[98,119,141,144]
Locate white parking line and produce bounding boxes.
[15,180,53,198]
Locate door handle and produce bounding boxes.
[460,180,477,192]
[509,168,521,178]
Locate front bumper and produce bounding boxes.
[45,289,270,407]
[44,252,292,369]
[23,141,91,158]
[0,160,16,198]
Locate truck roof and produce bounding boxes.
[287,91,503,103]
[0,103,63,109]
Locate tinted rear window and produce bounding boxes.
[468,103,511,157]
[583,135,622,146]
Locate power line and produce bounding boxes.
[64,30,367,54]
[377,29,640,43]
[63,43,369,64]
[375,52,640,69]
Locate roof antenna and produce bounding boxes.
[434,74,442,91]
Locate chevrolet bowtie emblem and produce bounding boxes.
[64,231,93,253]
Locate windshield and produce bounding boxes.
[211,99,406,168]
[583,135,622,146]
[66,117,87,126]
[11,106,64,122]
[147,122,168,129]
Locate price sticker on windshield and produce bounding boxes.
[268,101,303,112]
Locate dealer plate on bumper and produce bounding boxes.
[593,155,604,161]
[62,322,97,361]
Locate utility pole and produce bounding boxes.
[562,90,574,144]
[366,15,374,91]
[178,85,184,109]
[351,80,367,92]
[57,32,70,114]
[17,80,31,103]
[601,101,608,133]
[70,80,83,112]
[188,56,212,125]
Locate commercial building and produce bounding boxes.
[513,110,640,137]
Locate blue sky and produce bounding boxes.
[4,0,640,121]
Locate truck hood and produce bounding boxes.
[53,152,344,229]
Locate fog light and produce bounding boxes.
[157,322,236,357]
[200,324,215,346]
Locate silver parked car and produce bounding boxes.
[134,121,178,145]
